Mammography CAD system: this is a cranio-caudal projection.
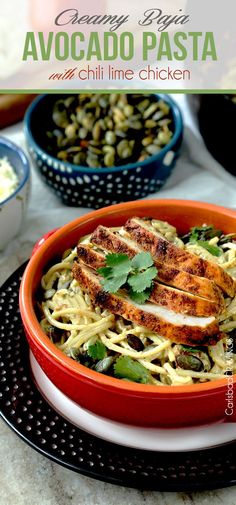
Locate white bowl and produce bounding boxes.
[0,137,30,250]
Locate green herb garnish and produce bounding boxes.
[114,356,151,383]
[87,341,107,360]
[190,225,222,241]
[97,252,157,303]
[182,225,223,257]
[196,240,222,257]
[182,225,222,244]
[128,288,152,304]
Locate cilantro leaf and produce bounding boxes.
[196,240,222,257]
[100,274,128,293]
[114,356,151,384]
[106,253,131,275]
[87,341,107,360]
[131,252,153,271]
[97,251,157,304]
[97,267,113,278]
[127,266,157,293]
[98,254,131,293]
[129,288,151,304]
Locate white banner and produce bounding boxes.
[0,0,235,90]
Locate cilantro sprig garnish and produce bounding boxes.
[114,356,151,383]
[97,252,157,303]
[87,341,107,360]
[182,225,222,257]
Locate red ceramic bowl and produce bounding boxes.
[19,200,236,427]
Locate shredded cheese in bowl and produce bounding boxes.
[0,157,19,203]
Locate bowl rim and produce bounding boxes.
[24,93,183,175]
[0,136,30,207]
[19,199,236,396]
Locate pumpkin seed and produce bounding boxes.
[99,96,109,108]
[176,354,203,372]
[145,119,157,129]
[117,139,129,157]
[128,120,143,130]
[79,127,88,139]
[103,145,116,154]
[152,110,165,121]
[136,98,150,113]
[92,121,102,141]
[82,114,94,131]
[57,150,68,160]
[76,109,85,123]
[95,356,114,373]
[146,144,161,155]
[88,145,103,155]
[65,123,77,139]
[127,334,144,351]
[66,146,82,153]
[105,131,116,145]
[109,94,118,105]
[158,130,172,145]
[143,102,159,119]
[87,157,100,168]
[113,107,125,122]
[124,104,134,117]
[121,147,132,158]
[104,117,114,130]
[158,100,170,115]
[142,136,153,147]
[104,152,115,167]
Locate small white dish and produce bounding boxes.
[0,137,30,250]
[30,352,236,453]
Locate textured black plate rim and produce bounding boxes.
[0,262,236,492]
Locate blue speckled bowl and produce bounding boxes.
[24,94,183,209]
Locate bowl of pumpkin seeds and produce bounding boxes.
[24,93,183,209]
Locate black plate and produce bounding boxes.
[0,263,236,492]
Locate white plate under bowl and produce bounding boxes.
[30,352,236,453]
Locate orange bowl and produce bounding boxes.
[19,200,236,427]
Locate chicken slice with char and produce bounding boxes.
[124,217,236,298]
[77,244,222,317]
[90,225,224,307]
[72,262,222,347]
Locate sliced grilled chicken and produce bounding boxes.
[125,217,236,297]
[77,244,222,317]
[90,225,224,307]
[72,262,222,346]
[77,245,105,269]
